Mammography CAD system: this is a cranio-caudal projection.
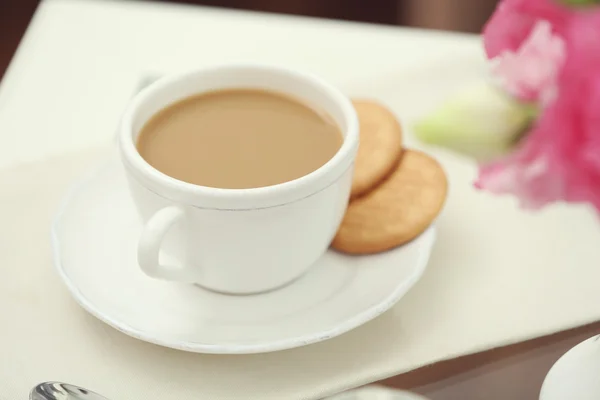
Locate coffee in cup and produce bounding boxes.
[136,89,343,189]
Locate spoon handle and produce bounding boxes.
[31,382,108,400]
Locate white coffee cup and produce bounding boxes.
[118,64,359,294]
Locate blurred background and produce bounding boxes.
[0,0,499,80]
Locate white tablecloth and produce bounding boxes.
[1,1,600,399]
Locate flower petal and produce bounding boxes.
[483,0,570,59]
[491,20,566,102]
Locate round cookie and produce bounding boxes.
[351,100,403,198]
[332,150,447,254]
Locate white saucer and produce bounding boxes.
[51,158,436,354]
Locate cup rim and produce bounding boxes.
[119,63,359,208]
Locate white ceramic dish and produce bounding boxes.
[326,386,429,399]
[51,158,436,354]
[120,65,359,294]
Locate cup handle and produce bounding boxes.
[137,205,196,282]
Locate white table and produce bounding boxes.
[1,1,600,399]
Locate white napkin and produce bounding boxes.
[1,146,600,400]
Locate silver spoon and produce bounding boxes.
[30,382,108,400]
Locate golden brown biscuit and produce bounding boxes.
[332,150,447,254]
[351,100,403,198]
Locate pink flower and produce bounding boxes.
[490,20,566,102]
[483,0,570,59]
[476,9,600,211]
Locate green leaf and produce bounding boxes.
[413,82,537,162]
[557,0,600,6]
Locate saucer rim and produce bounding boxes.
[51,161,436,354]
